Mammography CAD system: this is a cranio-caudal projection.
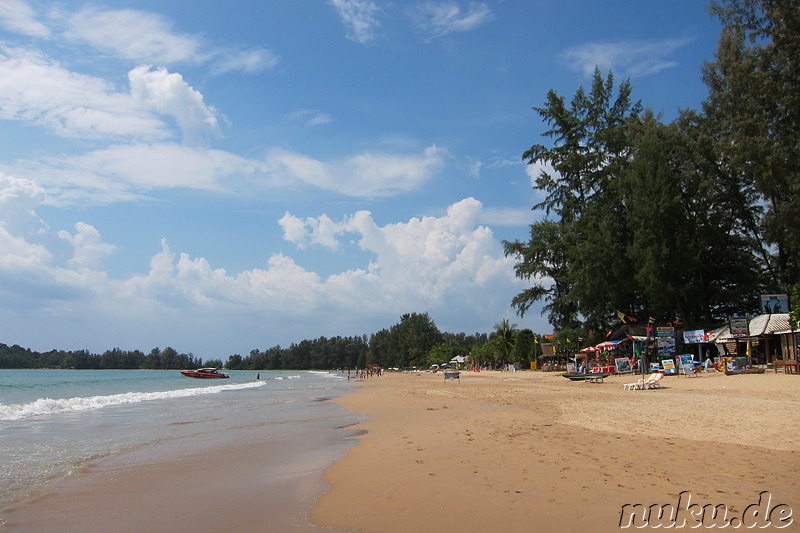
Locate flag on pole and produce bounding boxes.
[616,310,627,323]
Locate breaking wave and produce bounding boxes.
[0,381,266,421]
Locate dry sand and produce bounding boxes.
[311,371,800,532]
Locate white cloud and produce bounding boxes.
[10,143,267,204]
[277,198,522,312]
[329,0,382,44]
[128,65,220,144]
[0,192,532,352]
[286,109,333,127]
[63,7,280,75]
[65,8,206,65]
[210,47,281,75]
[0,50,219,143]
[412,2,493,40]
[561,37,693,78]
[478,207,532,227]
[0,172,47,236]
[268,145,446,197]
[525,159,558,187]
[0,45,168,140]
[278,212,344,251]
[0,0,50,37]
[58,222,116,271]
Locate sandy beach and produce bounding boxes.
[312,370,800,532]
[3,370,798,532]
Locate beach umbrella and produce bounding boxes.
[579,346,598,353]
[595,341,619,350]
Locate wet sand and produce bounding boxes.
[311,371,800,532]
[1,399,360,532]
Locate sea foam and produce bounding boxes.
[0,380,266,421]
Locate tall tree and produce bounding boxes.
[704,0,800,290]
[505,70,641,330]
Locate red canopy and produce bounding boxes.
[579,346,598,353]
[595,341,620,350]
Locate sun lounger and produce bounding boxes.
[643,373,663,389]
[623,373,657,390]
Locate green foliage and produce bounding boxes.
[791,283,800,329]
[234,336,368,371]
[704,0,800,290]
[512,328,536,363]
[507,5,799,332]
[0,344,204,370]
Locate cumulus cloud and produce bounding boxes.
[0,0,50,37]
[411,1,493,40]
[0,191,530,352]
[561,37,693,78]
[268,145,446,197]
[0,174,104,304]
[128,65,220,143]
[277,198,522,312]
[57,222,116,271]
[0,45,168,140]
[329,0,382,44]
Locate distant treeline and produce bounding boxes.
[1,312,530,371]
[223,313,501,370]
[0,344,221,370]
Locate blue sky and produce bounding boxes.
[0,0,722,359]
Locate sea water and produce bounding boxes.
[0,369,360,523]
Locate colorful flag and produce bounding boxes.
[616,310,627,323]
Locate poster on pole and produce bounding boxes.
[662,359,677,375]
[683,329,706,344]
[657,337,676,358]
[678,354,694,374]
[614,358,632,374]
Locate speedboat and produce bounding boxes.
[180,368,229,379]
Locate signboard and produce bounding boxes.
[656,326,675,337]
[614,358,632,374]
[662,359,677,375]
[729,317,749,337]
[760,294,789,314]
[678,354,695,374]
[657,338,676,358]
[683,329,706,344]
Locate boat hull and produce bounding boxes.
[179,370,229,379]
[561,373,609,381]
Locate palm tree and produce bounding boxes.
[491,319,518,367]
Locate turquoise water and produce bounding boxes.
[0,369,358,523]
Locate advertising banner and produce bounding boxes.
[760,294,789,314]
[683,329,706,344]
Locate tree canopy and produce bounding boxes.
[505,0,798,332]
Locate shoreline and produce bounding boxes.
[311,371,800,532]
[0,382,361,532]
